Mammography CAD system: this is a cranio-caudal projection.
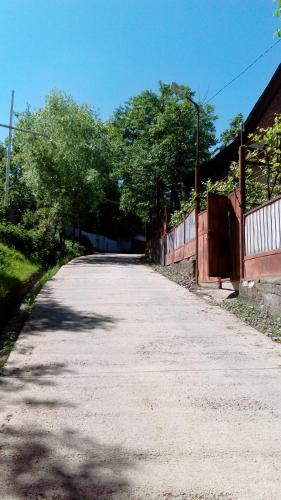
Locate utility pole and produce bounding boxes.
[1,92,51,209]
[4,90,15,209]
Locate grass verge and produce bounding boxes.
[0,240,87,370]
[222,297,281,340]
[0,242,39,301]
[0,263,60,370]
[24,264,60,307]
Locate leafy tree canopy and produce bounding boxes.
[9,92,112,231]
[220,113,243,146]
[274,0,281,37]
[170,114,281,227]
[111,82,217,223]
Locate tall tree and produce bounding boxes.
[220,113,243,146]
[11,92,111,232]
[111,82,217,223]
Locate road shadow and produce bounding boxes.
[22,294,116,333]
[67,254,144,267]
[0,362,73,392]
[0,362,138,498]
[0,424,136,499]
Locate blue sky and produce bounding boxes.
[0,0,280,142]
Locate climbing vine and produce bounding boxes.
[169,115,281,228]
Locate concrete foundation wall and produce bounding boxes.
[240,277,281,318]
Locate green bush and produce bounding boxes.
[29,229,61,267]
[0,223,34,254]
[63,240,85,260]
[0,242,39,301]
[0,222,87,268]
[0,223,59,267]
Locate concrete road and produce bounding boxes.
[1,254,281,499]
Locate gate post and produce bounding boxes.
[239,146,246,279]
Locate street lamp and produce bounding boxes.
[171,82,200,284]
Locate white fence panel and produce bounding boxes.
[174,221,185,249]
[166,209,196,253]
[245,197,281,256]
[184,209,196,243]
[166,229,175,253]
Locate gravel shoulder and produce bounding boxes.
[152,261,281,341]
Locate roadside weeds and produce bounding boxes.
[222,298,281,341]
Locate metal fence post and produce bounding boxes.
[239,145,246,279]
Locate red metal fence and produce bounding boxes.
[148,192,281,283]
[165,209,196,265]
[244,195,281,278]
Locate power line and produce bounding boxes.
[207,38,281,103]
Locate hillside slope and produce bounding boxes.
[0,243,39,302]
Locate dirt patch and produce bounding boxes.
[151,260,195,290]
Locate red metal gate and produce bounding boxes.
[207,192,230,278]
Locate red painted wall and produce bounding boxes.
[165,238,195,266]
[244,250,281,279]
